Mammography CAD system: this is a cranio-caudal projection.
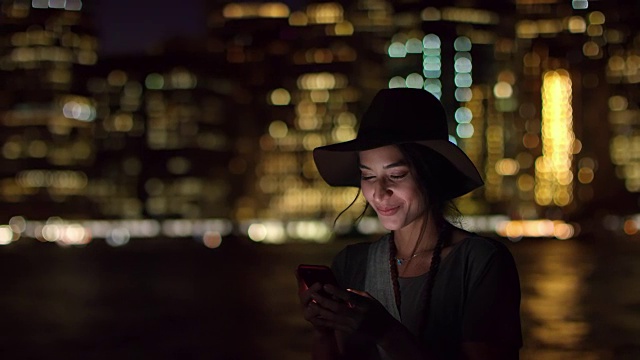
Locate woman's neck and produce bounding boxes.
[393,215,441,257]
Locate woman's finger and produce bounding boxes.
[309,303,359,332]
[299,283,324,306]
[311,291,351,314]
[323,284,351,301]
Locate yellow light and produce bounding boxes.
[577,168,594,184]
[307,2,343,24]
[332,125,356,142]
[537,70,574,207]
[441,7,498,25]
[493,81,513,99]
[269,88,291,105]
[517,174,535,192]
[567,16,586,33]
[289,11,308,26]
[268,120,288,139]
[332,21,354,36]
[107,70,127,87]
[113,113,133,132]
[608,96,628,111]
[310,90,330,102]
[582,41,600,57]
[258,3,290,18]
[302,133,324,150]
[421,7,441,21]
[588,11,605,25]
[516,20,538,39]
[297,72,347,90]
[495,158,520,176]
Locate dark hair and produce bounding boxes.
[395,143,462,329]
[334,142,462,329]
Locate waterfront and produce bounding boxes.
[1,234,639,359]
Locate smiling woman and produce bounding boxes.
[297,88,522,360]
[95,0,207,55]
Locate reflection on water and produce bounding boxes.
[518,239,596,359]
[516,238,640,360]
[1,236,640,359]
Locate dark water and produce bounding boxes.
[1,235,639,359]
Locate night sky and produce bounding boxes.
[94,0,207,56]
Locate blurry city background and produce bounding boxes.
[1,0,640,246]
[1,0,640,359]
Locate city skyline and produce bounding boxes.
[1,0,640,245]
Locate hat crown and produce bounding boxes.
[357,88,448,142]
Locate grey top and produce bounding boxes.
[332,233,522,359]
[398,273,429,337]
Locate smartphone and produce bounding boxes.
[297,264,339,289]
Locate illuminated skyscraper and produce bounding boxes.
[380,1,518,219]
[207,1,381,241]
[85,52,245,221]
[0,0,99,220]
[511,0,635,218]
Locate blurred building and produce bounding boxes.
[205,1,379,241]
[0,0,99,220]
[1,0,640,243]
[84,52,245,221]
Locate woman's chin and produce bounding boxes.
[377,217,402,231]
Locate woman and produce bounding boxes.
[298,88,522,359]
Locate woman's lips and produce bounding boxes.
[376,206,399,216]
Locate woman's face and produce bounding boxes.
[359,145,426,232]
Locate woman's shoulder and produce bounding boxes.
[453,232,515,264]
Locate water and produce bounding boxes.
[1,234,639,359]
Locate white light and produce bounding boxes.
[405,73,424,89]
[248,224,267,242]
[389,76,406,89]
[456,123,474,138]
[454,57,472,73]
[107,228,130,247]
[0,226,14,245]
[49,0,65,9]
[65,0,82,11]
[388,42,407,58]
[454,107,473,123]
[454,73,473,87]
[572,0,588,10]
[405,38,423,54]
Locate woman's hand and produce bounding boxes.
[309,284,396,342]
[297,276,336,334]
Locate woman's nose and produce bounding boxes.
[373,179,392,201]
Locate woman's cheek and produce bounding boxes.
[360,182,373,201]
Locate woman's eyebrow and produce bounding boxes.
[359,160,408,170]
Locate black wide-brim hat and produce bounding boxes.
[313,88,483,200]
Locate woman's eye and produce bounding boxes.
[361,175,375,181]
[390,173,407,180]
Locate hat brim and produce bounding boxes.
[313,139,484,199]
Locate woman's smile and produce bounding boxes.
[375,205,400,216]
[359,145,425,232]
